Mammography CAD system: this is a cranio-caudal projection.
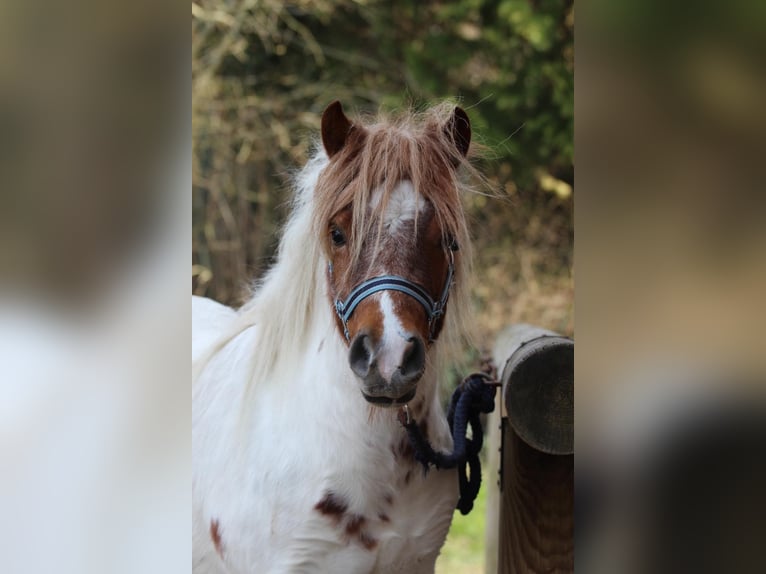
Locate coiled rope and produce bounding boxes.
[397,369,499,515]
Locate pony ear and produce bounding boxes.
[445,106,471,161]
[321,101,353,158]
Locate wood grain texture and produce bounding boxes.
[488,325,559,573]
[503,336,573,455]
[498,428,573,574]
[489,325,574,573]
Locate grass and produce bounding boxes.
[435,480,488,574]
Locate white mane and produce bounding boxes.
[193,143,475,419]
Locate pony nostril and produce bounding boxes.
[348,334,375,378]
[399,336,425,379]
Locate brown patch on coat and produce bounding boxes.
[359,530,378,550]
[345,514,365,536]
[340,514,378,551]
[314,491,348,524]
[210,519,224,559]
[399,436,415,460]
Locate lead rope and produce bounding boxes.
[397,358,499,515]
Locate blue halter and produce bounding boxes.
[331,251,455,343]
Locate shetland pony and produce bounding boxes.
[193,101,475,573]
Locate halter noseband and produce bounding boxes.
[331,250,455,343]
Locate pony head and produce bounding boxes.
[313,101,471,406]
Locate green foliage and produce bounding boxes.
[193,0,573,337]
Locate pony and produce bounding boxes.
[193,101,477,573]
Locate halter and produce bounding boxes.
[331,250,455,343]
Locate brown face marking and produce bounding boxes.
[210,519,224,559]
[314,490,348,524]
[346,300,384,350]
[378,212,453,343]
[324,195,454,347]
[314,107,471,347]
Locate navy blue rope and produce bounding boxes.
[398,373,498,515]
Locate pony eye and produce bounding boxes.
[446,234,459,251]
[330,227,347,247]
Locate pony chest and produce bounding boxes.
[309,461,458,572]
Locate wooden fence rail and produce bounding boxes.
[485,325,574,574]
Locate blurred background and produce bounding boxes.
[577,1,766,572]
[1,2,188,573]
[192,3,573,571]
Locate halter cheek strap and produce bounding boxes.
[330,251,455,343]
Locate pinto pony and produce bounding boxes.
[193,101,477,573]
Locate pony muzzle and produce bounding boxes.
[348,331,426,406]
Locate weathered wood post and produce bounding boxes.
[486,324,574,573]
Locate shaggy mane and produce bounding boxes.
[193,103,480,418]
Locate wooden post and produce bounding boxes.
[488,325,574,574]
